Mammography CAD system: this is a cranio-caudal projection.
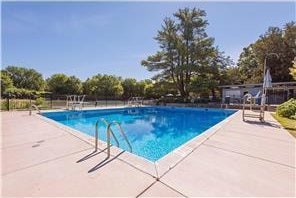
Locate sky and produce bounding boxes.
[1,1,295,80]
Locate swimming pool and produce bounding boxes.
[42,107,236,161]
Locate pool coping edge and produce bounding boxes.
[34,106,239,179]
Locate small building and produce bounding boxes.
[219,82,296,104]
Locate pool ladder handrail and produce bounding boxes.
[106,121,132,157]
[29,104,41,115]
[94,118,119,152]
[95,119,132,158]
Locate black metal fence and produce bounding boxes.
[1,93,228,111]
[0,94,132,111]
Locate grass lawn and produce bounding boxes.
[272,113,296,138]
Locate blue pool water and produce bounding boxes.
[42,107,236,161]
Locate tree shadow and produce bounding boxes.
[88,151,125,173]
[76,148,107,163]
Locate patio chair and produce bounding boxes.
[66,95,75,110]
[73,95,86,110]
[242,93,266,122]
[128,97,144,107]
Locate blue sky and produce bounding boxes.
[2,2,295,80]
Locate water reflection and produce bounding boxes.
[42,107,235,161]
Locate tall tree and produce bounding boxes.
[83,74,123,98]
[237,45,261,83]
[0,71,14,95]
[290,58,296,80]
[4,66,45,91]
[142,8,215,98]
[46,74,82,94]
[122,78,138,99]
[145,80,178,98]
[190,49,234,98]
[237,22,296,83]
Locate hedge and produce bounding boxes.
[276,99,296,119]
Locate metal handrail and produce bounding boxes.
[106,121,132,158]
[94,118,119,151]
[29,104,41,115]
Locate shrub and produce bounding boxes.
[34,97,49,109]
[1,100,8,110]
[12,99,31,109]
[276,99,296,119]
[0,99,31,110]
[35,97,45,106]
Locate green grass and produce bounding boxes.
[272,113,296,138]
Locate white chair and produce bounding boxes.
[128,97,144,107]
[66,95,86,110]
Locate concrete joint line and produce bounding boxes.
[203,143,296,169]
[2,147,93,176]
[157,123,226,179]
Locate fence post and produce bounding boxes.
[29,94,32,115]
[50,94,53,109]
[6,97,10,111]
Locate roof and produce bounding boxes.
[219,81,296,88]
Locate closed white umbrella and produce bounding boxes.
[263,68,272,98]
[263,68,272,89]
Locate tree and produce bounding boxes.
[237,45,261,83]
[204,49,233,98]
[121,79,149,99]
[223,66,243,85]
[290,58,296,80]
[4,66,45,91]
[136,80,146,97]
[65,76,83,94]
[144,80,178,99]
[1,71,14,95]
[237,22,296,83]
[46,74,82,94]
[83,74,123,98]
[121,78,139,99]
[142,8,215,98]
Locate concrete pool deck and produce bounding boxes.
[1,110,295,197]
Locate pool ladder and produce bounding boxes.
[29,104,41,115]
[94,118,132,158]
